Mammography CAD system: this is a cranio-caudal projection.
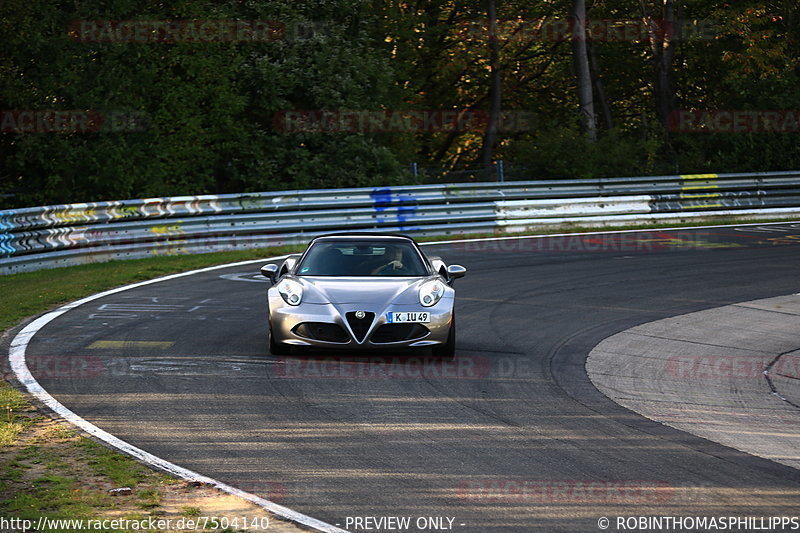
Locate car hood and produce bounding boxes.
[297,276,429,305]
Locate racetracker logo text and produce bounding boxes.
[24,355,105,379]
[457,479,673,504]
[666,355,800,379]
[271,355,492,379]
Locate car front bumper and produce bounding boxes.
[268,293,453,349]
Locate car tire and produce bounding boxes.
[433,314,456,359]
[269,323,291,356]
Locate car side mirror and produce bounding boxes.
[446,264,466,284]
[260,264,279,284]
[280,256,298,277]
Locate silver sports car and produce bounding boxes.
[260,233,466,357]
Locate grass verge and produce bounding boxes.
[0,387,291,532]
[1,245,308,532]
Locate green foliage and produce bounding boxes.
[507,126,665,179]
[1,0,799,207]
[0,0,407,207]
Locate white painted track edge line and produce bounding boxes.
[7,220,799,532]
[7,254,350,533]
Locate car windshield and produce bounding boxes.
[296,240,428,277]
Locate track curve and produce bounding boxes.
[17,224,800,532]
[587,294,800,470]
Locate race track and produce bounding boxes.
[16,224,800,532]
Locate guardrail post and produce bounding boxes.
[496,160,505,182]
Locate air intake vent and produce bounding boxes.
[371,324,430,343]
[293,323,349,343]
[345,311,375,343]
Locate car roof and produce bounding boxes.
[310,232,416,243]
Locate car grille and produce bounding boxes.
[345,312,375,343]
[293,322,349,343]
[371,323,430,344]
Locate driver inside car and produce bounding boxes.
[370,245,405,275]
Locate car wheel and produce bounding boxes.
[269,323,291,356]
[433,314,456,359]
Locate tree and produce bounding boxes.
[571,0,597,140]
[641,0,678,127]
[480,0,503,167]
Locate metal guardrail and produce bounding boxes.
[2,171,800,274]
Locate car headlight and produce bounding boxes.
[277,279,303,306]
[419,280,445,307]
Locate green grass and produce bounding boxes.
[0,384,30,445]
[0,412,182,529]
[135,488,162,510]
[4,473,100,521]
[75,439,153,488]
[0,464,24,481]
[181,505,201,517]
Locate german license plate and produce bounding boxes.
[387,311,430,323]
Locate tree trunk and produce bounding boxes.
[571,0,596,140]
[587,40,614,130]
[480,0,502,169]
[643,0,678,127]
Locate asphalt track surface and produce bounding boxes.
[19,224,800,532]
